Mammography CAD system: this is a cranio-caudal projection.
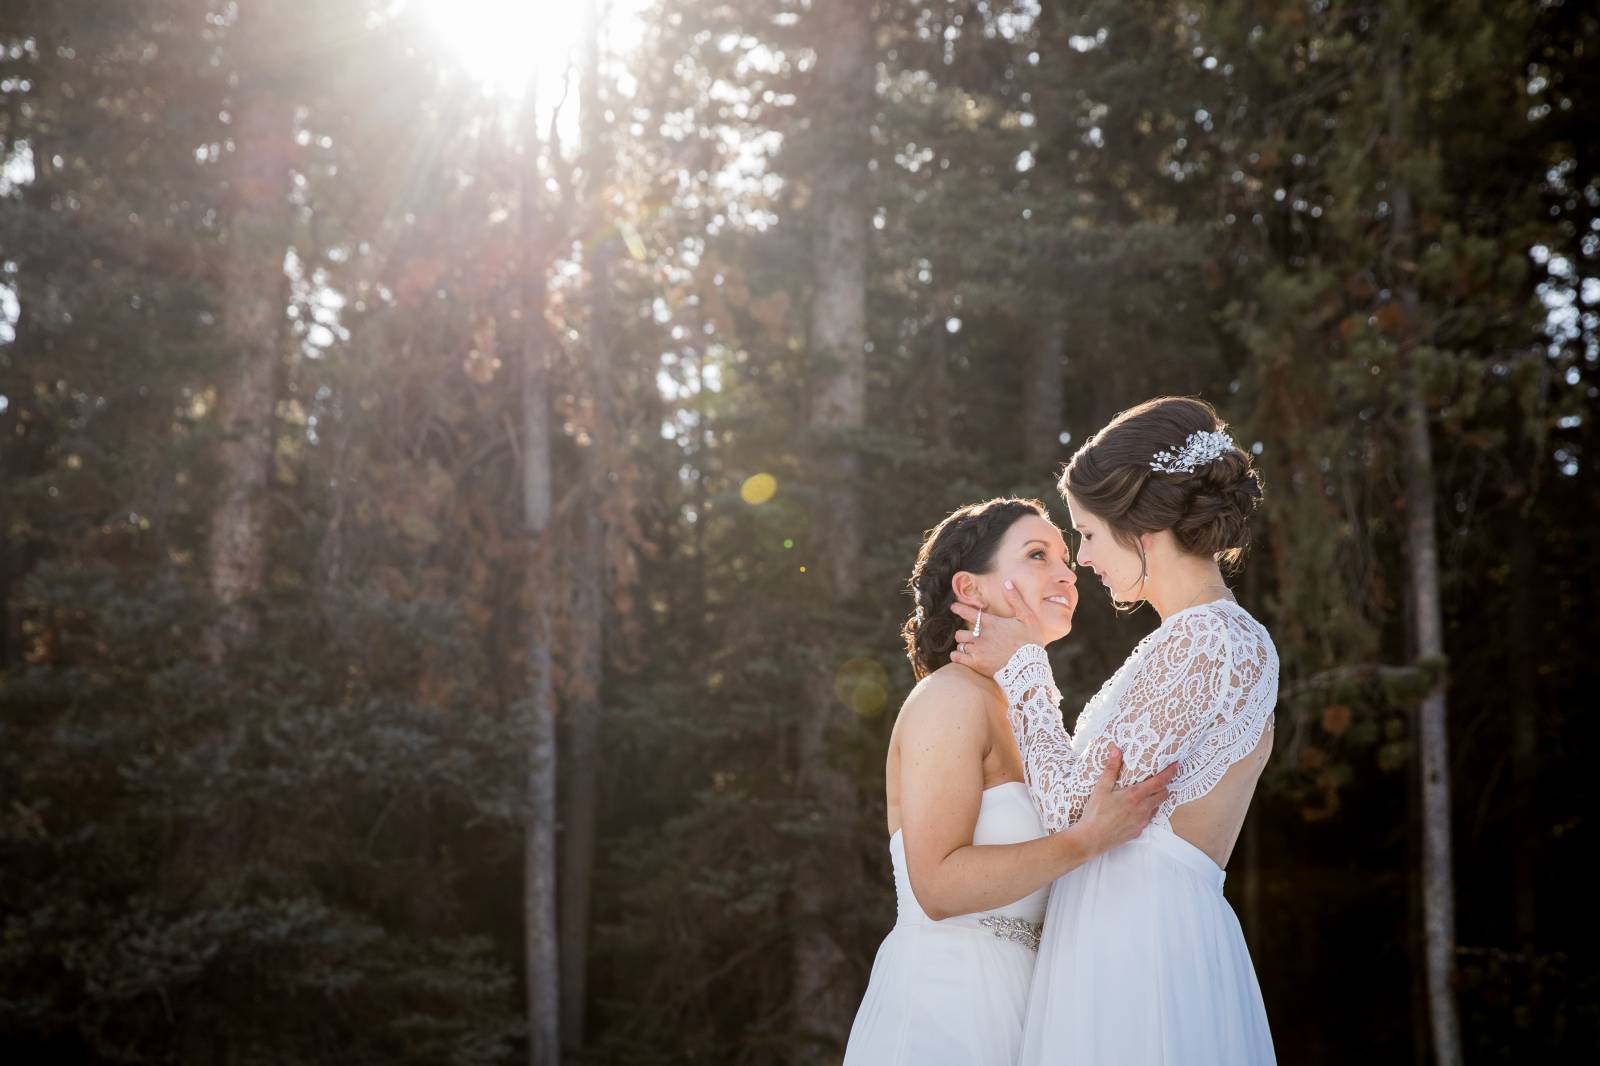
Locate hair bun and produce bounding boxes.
[1062,396,1264,571]
[1174,450,1261,558]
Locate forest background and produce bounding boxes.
[2,1,1596,1064]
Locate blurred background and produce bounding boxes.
[1,1,1595,1063]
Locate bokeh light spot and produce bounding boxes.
[783,538,794,549]
[741,472,778,505]
[836,658,890,717]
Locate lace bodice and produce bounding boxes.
[995,600,1279,833]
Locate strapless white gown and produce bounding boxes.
[843,782,1049,1066]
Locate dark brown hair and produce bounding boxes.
[901,497,1051,680]
[1061,397,1262,577]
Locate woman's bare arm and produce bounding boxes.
[897,673,1170,920]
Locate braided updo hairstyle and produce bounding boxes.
[1062,397,1263,575]
[901,497,1051,680]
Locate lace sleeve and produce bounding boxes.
[999,606,1279,830]
[995,644,1078,833]
[1147,608,1279,815]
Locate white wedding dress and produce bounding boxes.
[997,599,1279,1066]
[843,781,1050,1066]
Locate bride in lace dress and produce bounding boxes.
[951,398,1279,1066]
[844,497,1179,1066]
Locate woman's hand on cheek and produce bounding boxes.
[948,581,1046,678]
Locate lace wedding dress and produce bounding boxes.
[843,781,1050,1066]
[997,599,1279,1066]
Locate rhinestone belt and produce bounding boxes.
[978,914,1043,951]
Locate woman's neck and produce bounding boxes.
[1146,557,1232,621]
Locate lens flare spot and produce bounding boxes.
[741,472,778,505]
[836,658,890,717]
[782,538,794,549]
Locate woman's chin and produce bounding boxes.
[1110,584,1142,604]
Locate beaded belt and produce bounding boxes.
[978,914,1043,952]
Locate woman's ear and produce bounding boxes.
[950,570,986,608]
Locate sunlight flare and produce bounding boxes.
[416,0,589,96]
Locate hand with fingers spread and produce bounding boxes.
[949,578,1054,678]
[1073,744,1182,855]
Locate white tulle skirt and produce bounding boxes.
[843,917,1037,1066]
[1018,823,1275,1066]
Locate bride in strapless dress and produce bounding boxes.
[844,498,1177,1066]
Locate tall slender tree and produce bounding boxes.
[1384,5,1462,1061]
[517,74,561,1066]
[793,0,875,1056]
[560,0,615,1047]
[205,2,296,657]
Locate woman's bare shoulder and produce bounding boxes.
[899,665,1002,730]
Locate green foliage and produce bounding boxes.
[3,0,1597,1062]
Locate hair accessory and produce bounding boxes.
[1150,429,1234,474]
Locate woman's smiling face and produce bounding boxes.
[955,513,1078,641]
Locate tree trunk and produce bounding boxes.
[0,254,47,669]
[1501,377,1547,949]
[1406,709,1431,1066]
[1022,0,1070,479]
[793,1,873,1060]
[1400,390,1461,1066]
[204,29,295,660]
[557,622,599,1047]
[559,5,612,1047]
[1384,9,1463,1062]
[0,453,12,668]
[518,81,561,1066]
[927,305,950,453]
[1023,318,1066,471]
[1508,494,1539,943]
